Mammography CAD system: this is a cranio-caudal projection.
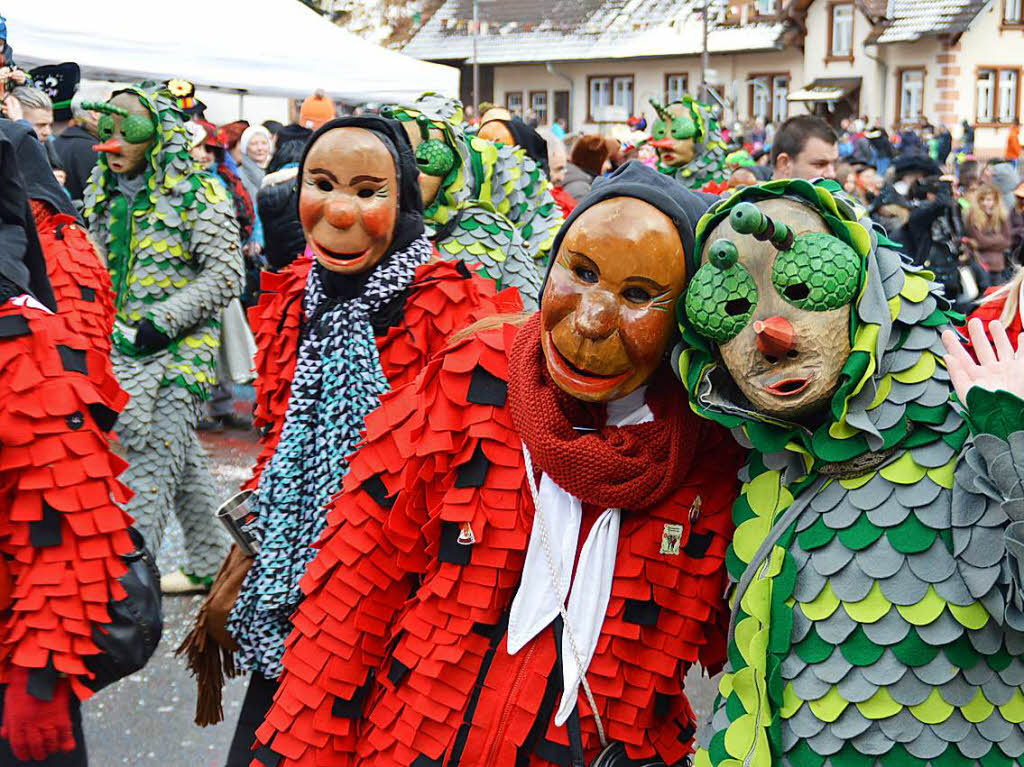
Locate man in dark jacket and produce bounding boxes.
[52,84,111,204]
[258,123,310,270]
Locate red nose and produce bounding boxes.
[324,199,357,229]
[92,138,123,155]
[753,316,796,358]
[649,138,678,149]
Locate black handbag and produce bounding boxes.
[81,526,163,692]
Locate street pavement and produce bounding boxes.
[81,426,720,765]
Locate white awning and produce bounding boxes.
[3,0,459,102]
[788,78,862,103]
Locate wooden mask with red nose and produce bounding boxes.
[298,126,399,275]
[540,197,688,403]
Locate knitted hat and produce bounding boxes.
[570,134,611,176]
[299,90,335,131]
[240,124,272,156]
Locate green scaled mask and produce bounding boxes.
[415,139,456,178]
[684,240,758,343]
[97,112,157,144]
[772,233,860,311]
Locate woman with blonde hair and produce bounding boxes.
[964,182,1013,289]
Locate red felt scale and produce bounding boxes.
[253,323,743,767]
[31,201,116,357]
[0,301,134,701]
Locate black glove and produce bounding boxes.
[134,319,172,352]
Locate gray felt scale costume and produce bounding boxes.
[674,179,1024,767]
[83,84,242,581]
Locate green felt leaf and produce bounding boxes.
[795,626,834,664]
[892,628,940,667]
[944,634,982,669]
[785,740,825,766]
[840,625,886,666]
[797,517,835,551]
[886,514,937,554]
[837,513,884,551]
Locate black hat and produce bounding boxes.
[29,63,80,123]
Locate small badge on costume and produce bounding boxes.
[689,495,703,523]
[660,523,684,556]
[458,522,476,545]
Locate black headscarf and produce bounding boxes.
[0,122,56,311]
[0,119,80,220]
[543,161,716,293]
[504,118,550,177]
[298,115,425,300]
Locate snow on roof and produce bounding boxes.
[402,0,787,63]
[870,0,988,42]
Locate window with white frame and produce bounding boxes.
[899,69,924,123]
[530,91,548,124]
[1005,0,1023,24]
[830,4,854,57]
[589,77,611,119]
[613,76,634,114]
[999,70,1019,122]
[666,73,688,104]
[772,75,789,122]
[505,91,523,115]
[751,77,771,122]
[976,68,1021,124]
[756,0,777,14]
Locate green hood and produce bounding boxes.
[653,95,729,188]
[675,179,966,469]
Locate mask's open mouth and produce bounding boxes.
[764,377,811,396]
[543,331,632,395]
[311,240,372,268]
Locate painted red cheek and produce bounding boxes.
[361,204,395,239]
[298,194,323,232]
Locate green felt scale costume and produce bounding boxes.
[676,179,1024,767]
[652,95,729,192]
[83,84,243,579]
[384,94,561,309]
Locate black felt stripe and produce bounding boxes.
[252,745,283,767]
[30,502,63,548]
[684,530,713,558]
[454,443,490,489]
[0,314,30,337]
[331,672,373,718]
[79,285,96,302]
[654,692,673,718]
[57,344,88,375]
[387,657,410,687]
[438,521,472,566]
[623,598,661,626]
[411,754,444,767]
[467,364,508,407]
[27,657,57,702]
[362,474,396,509]
[87,403,118,432]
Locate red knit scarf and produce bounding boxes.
[507,314,703,512]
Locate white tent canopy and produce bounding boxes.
[4,0,459,102]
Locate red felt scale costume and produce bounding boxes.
[30,200,115,356]
[253,320,743,767]
[243,255,521,493]
[0,300,133,698]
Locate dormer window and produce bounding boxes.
[829,4,854,59]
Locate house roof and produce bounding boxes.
[868,0,989,43]
[401,0,788,64]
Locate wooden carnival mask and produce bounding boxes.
[91,92,157,177]
[684,198,859,420]
[477,107,517,147]
[397,119,455,208]
[649,101,697,168]
[541,197,687,403]
[298,126,399,275]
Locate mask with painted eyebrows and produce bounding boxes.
[298,126,399,275]
[540,196,688,402]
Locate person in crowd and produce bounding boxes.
[0,118,135,767]
[865,121,893,175]
[563,133,609,200]
[987,160,1020,215]
[52,83,111,204]
[1011,182,1024,264]
[959,159,981,200]
[8,86,52,141]
[251,161,743,767]
[681,176,1024,767]
[771,114,838,180]
[1006,121,1021,167]
[297,89,334,132]
[935,122,953,165]
[728,166,758,188]
[551,116,567,139]
[852,162,882,205]
[964,182,1014,289]
[261,119,283,148]
[83,84,242,593]
[542,130,576,218]
[961,119,975,155]
[258,123,311,271]
[180,115,522,766]
[1,119,114,356]
[477,106,551,176]
[238,125,270,192]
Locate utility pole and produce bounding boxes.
[700,0,709,102]
[472,0,480,112]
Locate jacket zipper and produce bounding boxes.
[482,641,538,767]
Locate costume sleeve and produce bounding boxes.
[243,262,308,492]
[0,309,134,702]
[252,370,431,766]
[950,387,1024,630]
[145,179,244,340]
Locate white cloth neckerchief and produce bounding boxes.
[508,385,654,726]
[11,294,52,313]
